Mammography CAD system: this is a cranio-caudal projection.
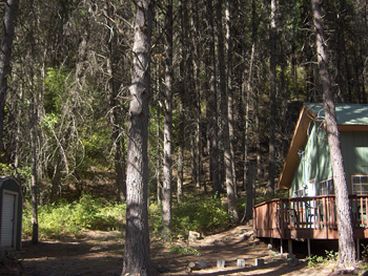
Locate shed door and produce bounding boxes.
[1,192,17,248]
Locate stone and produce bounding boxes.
[216,259,226,268]
[254,258,264,267]
[328,269,358,276]
[188,231,201,244]
[236,258,246,268]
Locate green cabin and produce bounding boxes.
[254,104,368,243]
[278,104,368,197]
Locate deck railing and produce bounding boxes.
[253,195,368,239]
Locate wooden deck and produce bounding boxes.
[253,195,368,240]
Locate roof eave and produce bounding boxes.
[277,106,315,189]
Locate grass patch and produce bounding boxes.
[23,194,125,239]
[307,250,338,267]
[22,194,231,240]
[172,196,231,236]
[169,245,200,256]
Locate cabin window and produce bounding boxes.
[352,175,368,195]
[317,179,334,195]
[295,189,305,197]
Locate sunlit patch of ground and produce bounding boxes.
[19,226,356,276]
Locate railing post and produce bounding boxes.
[361,196,364,227]
[279,200,283,238]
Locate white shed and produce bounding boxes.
[0,177,22,251]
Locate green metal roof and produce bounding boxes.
[306,103,368,125]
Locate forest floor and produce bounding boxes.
[15,224,347,276]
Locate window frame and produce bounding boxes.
[351,174,368,195]
[317,178,334,196]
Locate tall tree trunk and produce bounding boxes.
[155,60,162,205]
[192,0,203,190]
[268,0,278,194]
[106,6,126,201]
[30,146,39,244]
[205,0,221,194]
[176,101,184,202]
[162,0,173,237]
[311,0,356,269]
[0,0,19,157]
[176,0,188,203]
[29,75,41,244]
[243,0,257,219]
[225,0,237,196]
[30,118,39,244]
[50,160,63,201]
[216,0,238,222]
[122,0,154,274]
[242,160,256,223]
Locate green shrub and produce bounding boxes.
[169,245,200,256]
[148,202,163,234]
[172,196,230,236]
[23,194,231,240]
[22,194,126,239]
[307,250,338,267]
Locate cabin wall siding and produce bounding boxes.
[341,132,368,194]
[290,124,331,197]
[290,125,368,197]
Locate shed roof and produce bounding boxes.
[278,103,368,189]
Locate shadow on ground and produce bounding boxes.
[20,226,308,276]
[21,231,123,276]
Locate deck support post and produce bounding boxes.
[280,239,283,255]
[288,239,293,255]
[357,238,360,260]
[307,238,311,257]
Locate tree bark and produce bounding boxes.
[205,0,221,195]
[155,60,162,205]
[268,0,278,194]
[162,0,173,237]
[30,120,39,244]
[216,0,238,222]
[225,0,237,197]
[176,0,189,203]
[122,0,154,274]
[243,0,257,220]
[311,0,356,269]
[190,0,202,190]
[176,109,184,202]
[0,0,19,157]
[242,160,256,223]
[106,5,126,201]
[29,71,41,245]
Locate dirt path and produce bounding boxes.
[18,226,336,276]
[21,231,123,276]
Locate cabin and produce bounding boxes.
[253,104,368,254]
[0,177,22,252]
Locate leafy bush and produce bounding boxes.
[172,196,230,236]
[23,194,231,240]
[307,250,338,267]
[169,245,200,256]
[22,194,125,239]
[148,202,163,234]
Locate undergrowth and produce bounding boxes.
[307,250,338,267]
[23,194,125,239]
[171,196,231,236]
[169,245,201,256]
[23,194,231,240]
